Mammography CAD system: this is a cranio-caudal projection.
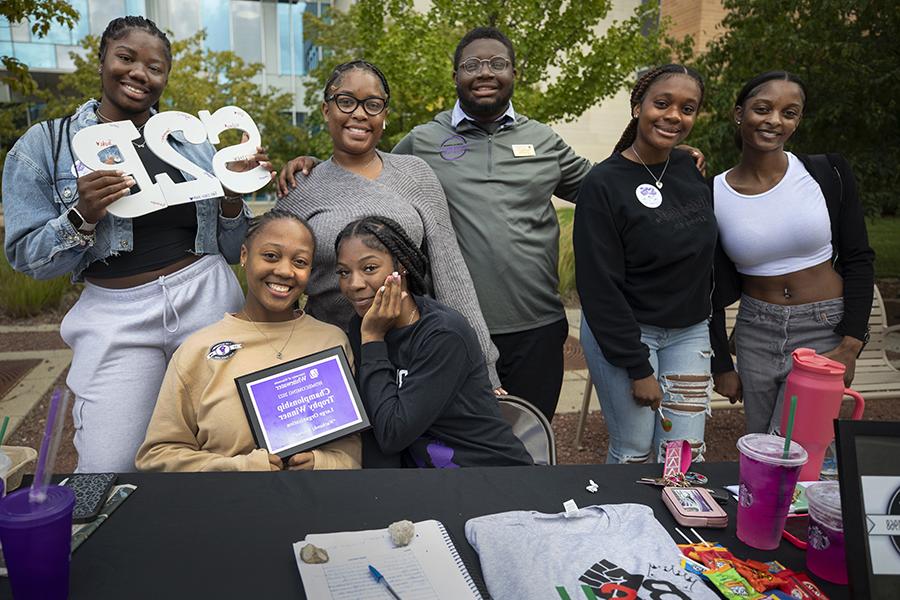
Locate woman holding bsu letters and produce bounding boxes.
[2,16,272,473]
[710,71,874,433]
[136,210,361,472]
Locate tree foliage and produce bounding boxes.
[303,0,687,155]
[1,0,79,94]
[689,0,900,215]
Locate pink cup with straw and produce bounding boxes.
[736,433,808,550]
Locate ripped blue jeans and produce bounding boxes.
[581,319,712,464]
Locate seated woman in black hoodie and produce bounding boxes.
[335,215,533,468]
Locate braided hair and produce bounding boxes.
[323,60,390,102]
[244,209,317,250]
[99,16,172,70]
[334,216,433,297]
[733,71,807,149]
[613,64,705,154]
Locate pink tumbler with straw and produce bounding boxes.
[780,348,864,481]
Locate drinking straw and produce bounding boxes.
[673,527,693,544]
[29,388,70,504]
[0,415,9,445]
[782,395,798,459]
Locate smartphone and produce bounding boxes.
[782,513,809,549]
[63,473,117,523]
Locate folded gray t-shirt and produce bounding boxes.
[465,504,718,600]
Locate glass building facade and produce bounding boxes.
[1,0,335,113]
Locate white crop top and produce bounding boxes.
[714,152,832,276]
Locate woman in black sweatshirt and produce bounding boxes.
[574,65,717,464]
[336,215,533,468]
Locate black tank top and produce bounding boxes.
[83,136,200,279]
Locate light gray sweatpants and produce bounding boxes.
[61,255,244,473]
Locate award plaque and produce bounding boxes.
[235,346,369,458]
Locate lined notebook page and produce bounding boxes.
[293,519,482,599]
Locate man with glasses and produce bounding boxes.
[393,27,591,422]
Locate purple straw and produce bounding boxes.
[29,388,69,504]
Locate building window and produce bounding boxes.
[167,0,201,41]
[201,0,231,53]
[231,1,262,64]
[277,1,305,75]
[89,0,126,35]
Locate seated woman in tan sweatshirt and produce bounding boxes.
[136,210,361,472]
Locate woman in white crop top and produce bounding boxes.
[711,71,874,434]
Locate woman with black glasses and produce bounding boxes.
[275,60,500,393]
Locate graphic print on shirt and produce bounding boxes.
[410,438,461,469]
[207,341,242,360]
[555,558,697,599]
[651,196,709,230]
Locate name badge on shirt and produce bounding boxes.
[635,183,663,208]
[511,144,536,157]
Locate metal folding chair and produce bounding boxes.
[497,395,557,465]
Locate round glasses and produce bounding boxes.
[459,56,511,75]
[326,93,388,116]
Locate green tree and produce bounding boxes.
[1,0,78,94]
[689,0,899,215]
[303,0,687,155]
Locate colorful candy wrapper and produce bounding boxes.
[760,592,795,600]
[680,555,707,577]
[703,565,764,600]
[696,547,735,570]
[792,573,829,600]
[732,558,785,592]
[765,561,788,574]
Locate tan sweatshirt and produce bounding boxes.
[136,312,361,472]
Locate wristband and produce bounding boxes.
[221,194,244,204]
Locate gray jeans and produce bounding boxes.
[734,294,843,433]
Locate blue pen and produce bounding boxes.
[368,564,402,600]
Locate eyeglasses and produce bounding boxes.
[326,93,388,116]
[459,56,511,75]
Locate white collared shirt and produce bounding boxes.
[450,100,517,129]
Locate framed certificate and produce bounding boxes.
[235,346,369,458]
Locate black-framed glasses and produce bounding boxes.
[326,93,388,116]
[459,56,511,75]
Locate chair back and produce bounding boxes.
[497,395,557,466]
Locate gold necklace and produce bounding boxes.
[96,108,148,147]
[241,310,300,360]
[406,307,419,326]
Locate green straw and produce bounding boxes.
[782,395,798,459]
[0,415,8,446]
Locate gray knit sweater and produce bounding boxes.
[275,151,500,386]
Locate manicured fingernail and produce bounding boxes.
[379,286,385,292]
[125,177,135,186]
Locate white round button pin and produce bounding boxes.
[635,183,662,208]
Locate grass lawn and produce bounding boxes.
[868,216,900,278]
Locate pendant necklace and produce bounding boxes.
[630,145,669,189]
[242,310,300,360]
[95,108,147,148]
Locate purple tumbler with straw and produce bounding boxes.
[0,388,74,598]
[0,485,75,599]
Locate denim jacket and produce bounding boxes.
[2,99,251,281]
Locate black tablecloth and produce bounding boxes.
[1,463,849,599]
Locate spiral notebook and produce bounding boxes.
[293,519,482,599]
